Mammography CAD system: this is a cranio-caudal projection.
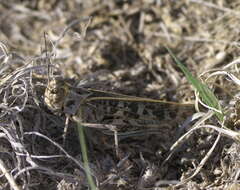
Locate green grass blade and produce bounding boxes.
[76,108,97,190]
[166,47,223,122]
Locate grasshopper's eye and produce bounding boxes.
[51,87,65,94]
[50,88,57,94]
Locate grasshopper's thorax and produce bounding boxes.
[44,77,69,114]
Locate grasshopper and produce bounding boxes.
[43,73,194,156]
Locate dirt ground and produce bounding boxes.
[0,0,240,189]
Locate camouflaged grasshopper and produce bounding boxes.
[43,73,194,155]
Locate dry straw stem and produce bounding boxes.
[164,110,240,186]
[0,158,21,190]
[164,49,240,186]
[176,134,221,187]
[190,0,240,16]
[163,110,214,165]
[24,132,89,176]
[154,33,240,47]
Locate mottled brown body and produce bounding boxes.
[44,77,194,140]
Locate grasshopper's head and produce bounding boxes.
[44,77,69,114]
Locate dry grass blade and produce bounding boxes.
[0,159,21,190]
[2,1,240,189]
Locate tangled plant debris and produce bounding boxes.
[1,1,240,190]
